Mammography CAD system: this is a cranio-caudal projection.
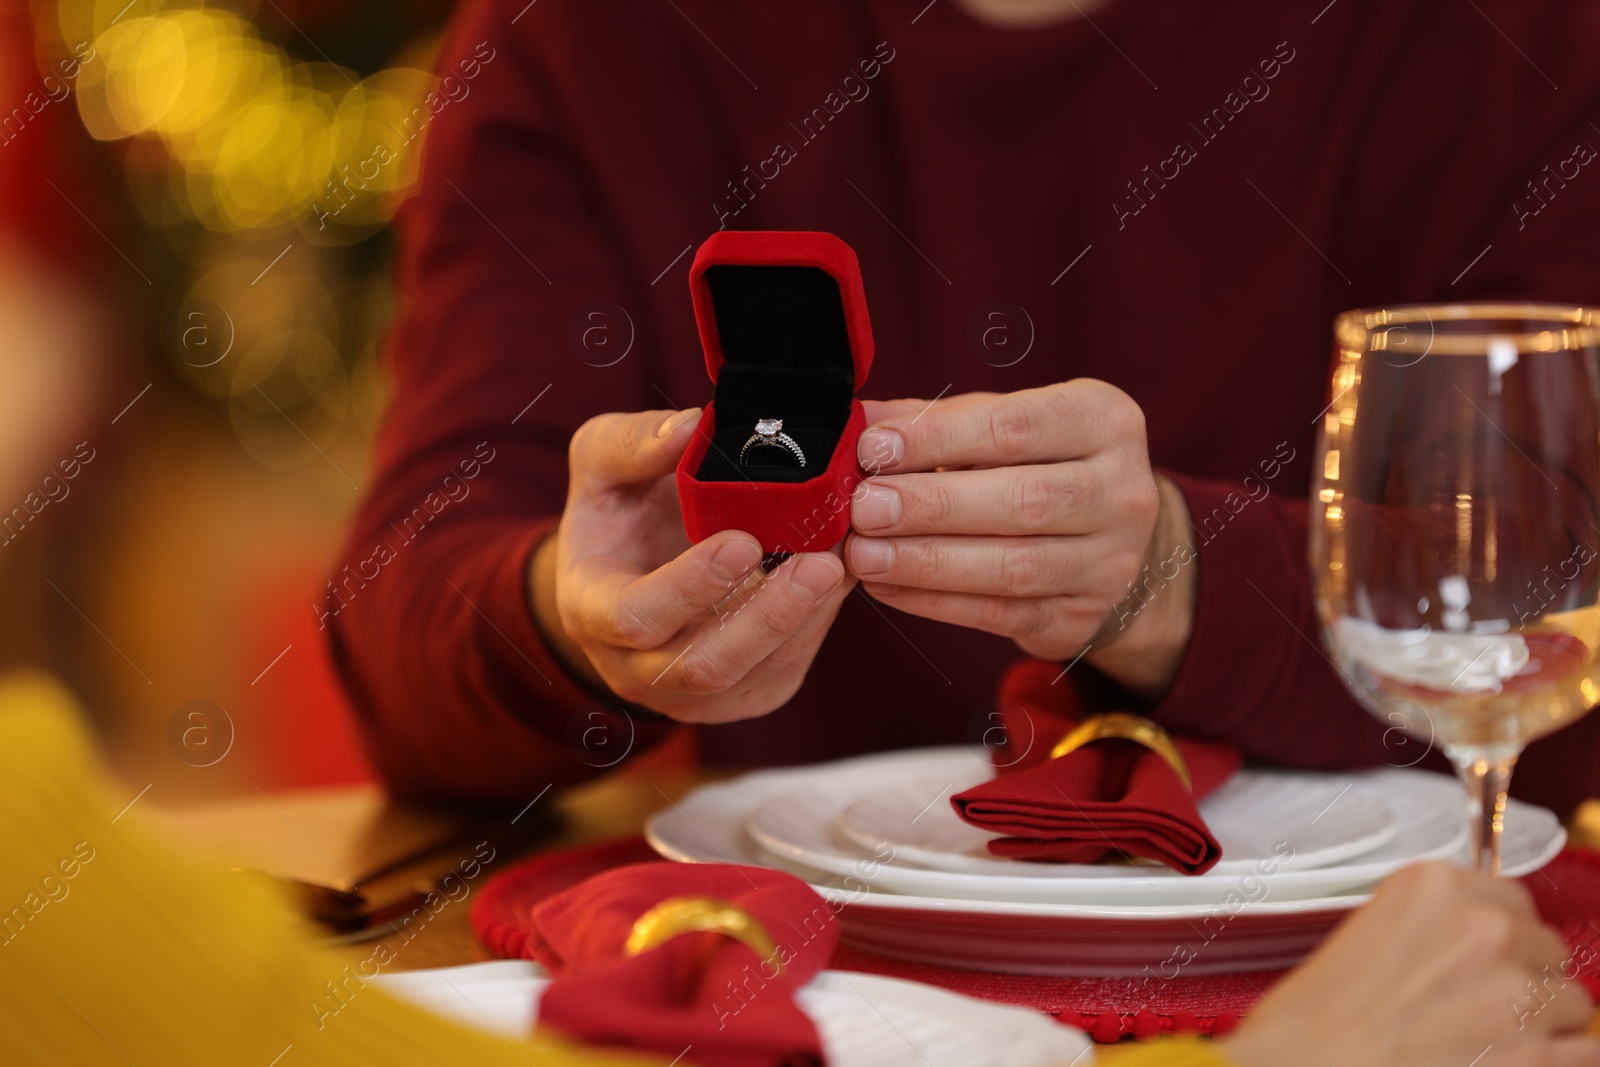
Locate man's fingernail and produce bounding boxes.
[657,408,701,438]
[859,428,904,470]
[710,540,763,583]
[790,554,844,600]
[853,485,901,531]
[848,537,893,577]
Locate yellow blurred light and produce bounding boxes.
[352,67,437,191]
[75,15,187,139]
[173,40,286,176]
[305,67,438,234]
[66,0,439,235]
[227,328,350,471]
[147,11,258,139]
[209,89,295,229]
[56,0,174,46]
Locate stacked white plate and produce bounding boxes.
[645,746,1566,977]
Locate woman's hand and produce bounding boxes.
[1223,862,1598,1067]
[530,407,853,723]
[846,380,1193,697]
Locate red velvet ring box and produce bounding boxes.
[676,230,875,555]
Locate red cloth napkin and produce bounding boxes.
[530,860,839,1067]
[951,658,1242,874]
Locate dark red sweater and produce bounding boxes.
[328,0,1600,813]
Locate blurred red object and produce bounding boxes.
[0,7,127,277]
[250,566,376,789]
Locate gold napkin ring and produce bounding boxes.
[624,895,780,973]
[1048,712,1193,791]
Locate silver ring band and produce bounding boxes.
[739,418,806,468]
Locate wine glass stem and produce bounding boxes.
[1448,745,1519,875]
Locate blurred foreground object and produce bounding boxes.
[0,670,659,1067]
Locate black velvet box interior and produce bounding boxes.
[694,265,856,484]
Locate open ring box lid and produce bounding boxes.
[676,230,875,555]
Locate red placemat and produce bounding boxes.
[471,836,1600,1044]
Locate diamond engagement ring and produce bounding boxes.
[739,418,806,467]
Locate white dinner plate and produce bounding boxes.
[645,746,1566,975]
[373,960,1093,1067]
[747,753,1454,905]
[833,767,1398,878]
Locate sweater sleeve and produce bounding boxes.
[1109,6,1600,818]
[1137,472,1396,772]
[326,1,675,805]
[1126,462,1600,819]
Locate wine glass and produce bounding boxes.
[1311,304,1600,874]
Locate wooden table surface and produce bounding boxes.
[322,768,710,973]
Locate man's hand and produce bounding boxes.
[1223,862,1598,1067]
[846,380,1193,697]
[530,407,853,723]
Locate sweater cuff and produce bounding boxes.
[471,518,592,702]
[471,517,673,738]
[1140,470,1311,743]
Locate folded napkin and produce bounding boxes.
[951,658,1242,874]
[531,860,840,1067]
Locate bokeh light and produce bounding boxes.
[2,0,449,797]
[43,0,440,475]
[63,1,435,239]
